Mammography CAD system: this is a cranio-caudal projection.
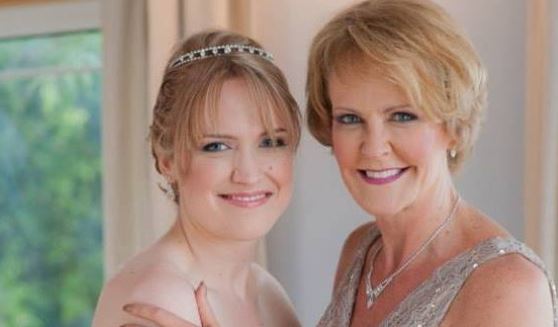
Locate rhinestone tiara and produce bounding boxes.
[169,44,274,69]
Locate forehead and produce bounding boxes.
[203,78,285,134]
[328,67,408,110]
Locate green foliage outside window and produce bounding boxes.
[0,31,103,327]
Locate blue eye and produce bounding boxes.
[391,112,417,122]
[260,137,287,148]
[335,114,362,124]
[202,142,230,152]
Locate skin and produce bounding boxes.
[92,78,300,327]
[328,66,553,327]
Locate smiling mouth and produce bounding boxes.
[358,167,409,185]
[218,191,273,208]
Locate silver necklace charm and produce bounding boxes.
[365,197,461,309]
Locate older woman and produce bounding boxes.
[122,1,557,326]
[309,0,557,326]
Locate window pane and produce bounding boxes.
[0,31,102,327]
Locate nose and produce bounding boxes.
[360,122,391,158]
[231,149,262,184]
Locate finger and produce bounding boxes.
[120,324,145,327]
[195,282,220,327]
[123,303,199,327]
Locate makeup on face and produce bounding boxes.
[173,78,295,240]
[328,69,452,217]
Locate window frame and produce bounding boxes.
[0,0,99,39]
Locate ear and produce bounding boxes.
[440,124,456,149]
[156,150,177,182]
[447,135,458,151]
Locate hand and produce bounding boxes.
[121,282,219,327]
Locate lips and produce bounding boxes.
[218,191,273,208]
[358,167,409,185]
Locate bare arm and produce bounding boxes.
[443,254,554,327]
[92,268,202,327]
[122,283,220,327]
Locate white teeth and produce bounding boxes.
[365,169,401,179]
[229,194,267,202]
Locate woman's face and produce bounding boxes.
[175,78,294,241]
[328,68,453,218]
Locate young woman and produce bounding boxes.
[92,30,301,327]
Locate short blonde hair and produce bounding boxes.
[151,30,300,200]
[306,0,487,171]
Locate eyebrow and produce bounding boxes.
[383,104,413,113]
[203,128,288,139]
[332,104,412,113]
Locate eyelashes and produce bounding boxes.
[259,137,288,148]
[390,112,417,122]
[334,113,362,125]
[202,142,230,152]
[333,111,418,125]
[200,137,288,153]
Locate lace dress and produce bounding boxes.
[317,225,558,327]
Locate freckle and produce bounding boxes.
[268,166,273,171]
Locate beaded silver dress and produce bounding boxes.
[317,225,558,327]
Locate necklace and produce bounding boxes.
[365,196,461,309]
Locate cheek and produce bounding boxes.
[178,157,231,194]
[332,130,360,166]
[267,153,294,189]
[399,127,448,169]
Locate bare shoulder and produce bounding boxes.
[444,253,554,327]
[333,222,375,292]
[252,264,301,327]
[92,248,199,327]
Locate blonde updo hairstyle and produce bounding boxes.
[151,30,301,202]
[306,0,487,172]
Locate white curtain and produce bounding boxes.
[524,0,558,277]
[101,0,154,279]
[101,0,264,279]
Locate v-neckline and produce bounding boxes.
[349,225,507,326]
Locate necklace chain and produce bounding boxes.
[365,196,461,309]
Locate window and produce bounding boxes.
[0,3,102,326]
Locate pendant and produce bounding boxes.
[365,278,390,309]
[366,285,382,308]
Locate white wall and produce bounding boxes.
[440,0,525,240]
[254,0,526,325]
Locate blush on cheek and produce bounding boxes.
[264,155,294,195]
[271,158,294,183]
[403,128,441,162]
[331,130,361,166]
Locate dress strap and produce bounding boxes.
[382,237,558,327]
[317,224,381,327]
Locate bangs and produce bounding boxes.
[242,68,300,148]
[329,36,446,123]
[172,61,300,170]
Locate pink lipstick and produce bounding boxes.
[358,167,408,185]
[218,191,272,208]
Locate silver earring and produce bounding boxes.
[449,148,457,159]
[158,178,176,202]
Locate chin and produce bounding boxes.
[224,217,278,241]
[354,191,413,218]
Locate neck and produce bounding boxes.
[166,216,259,299]
[374,177,458,271]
